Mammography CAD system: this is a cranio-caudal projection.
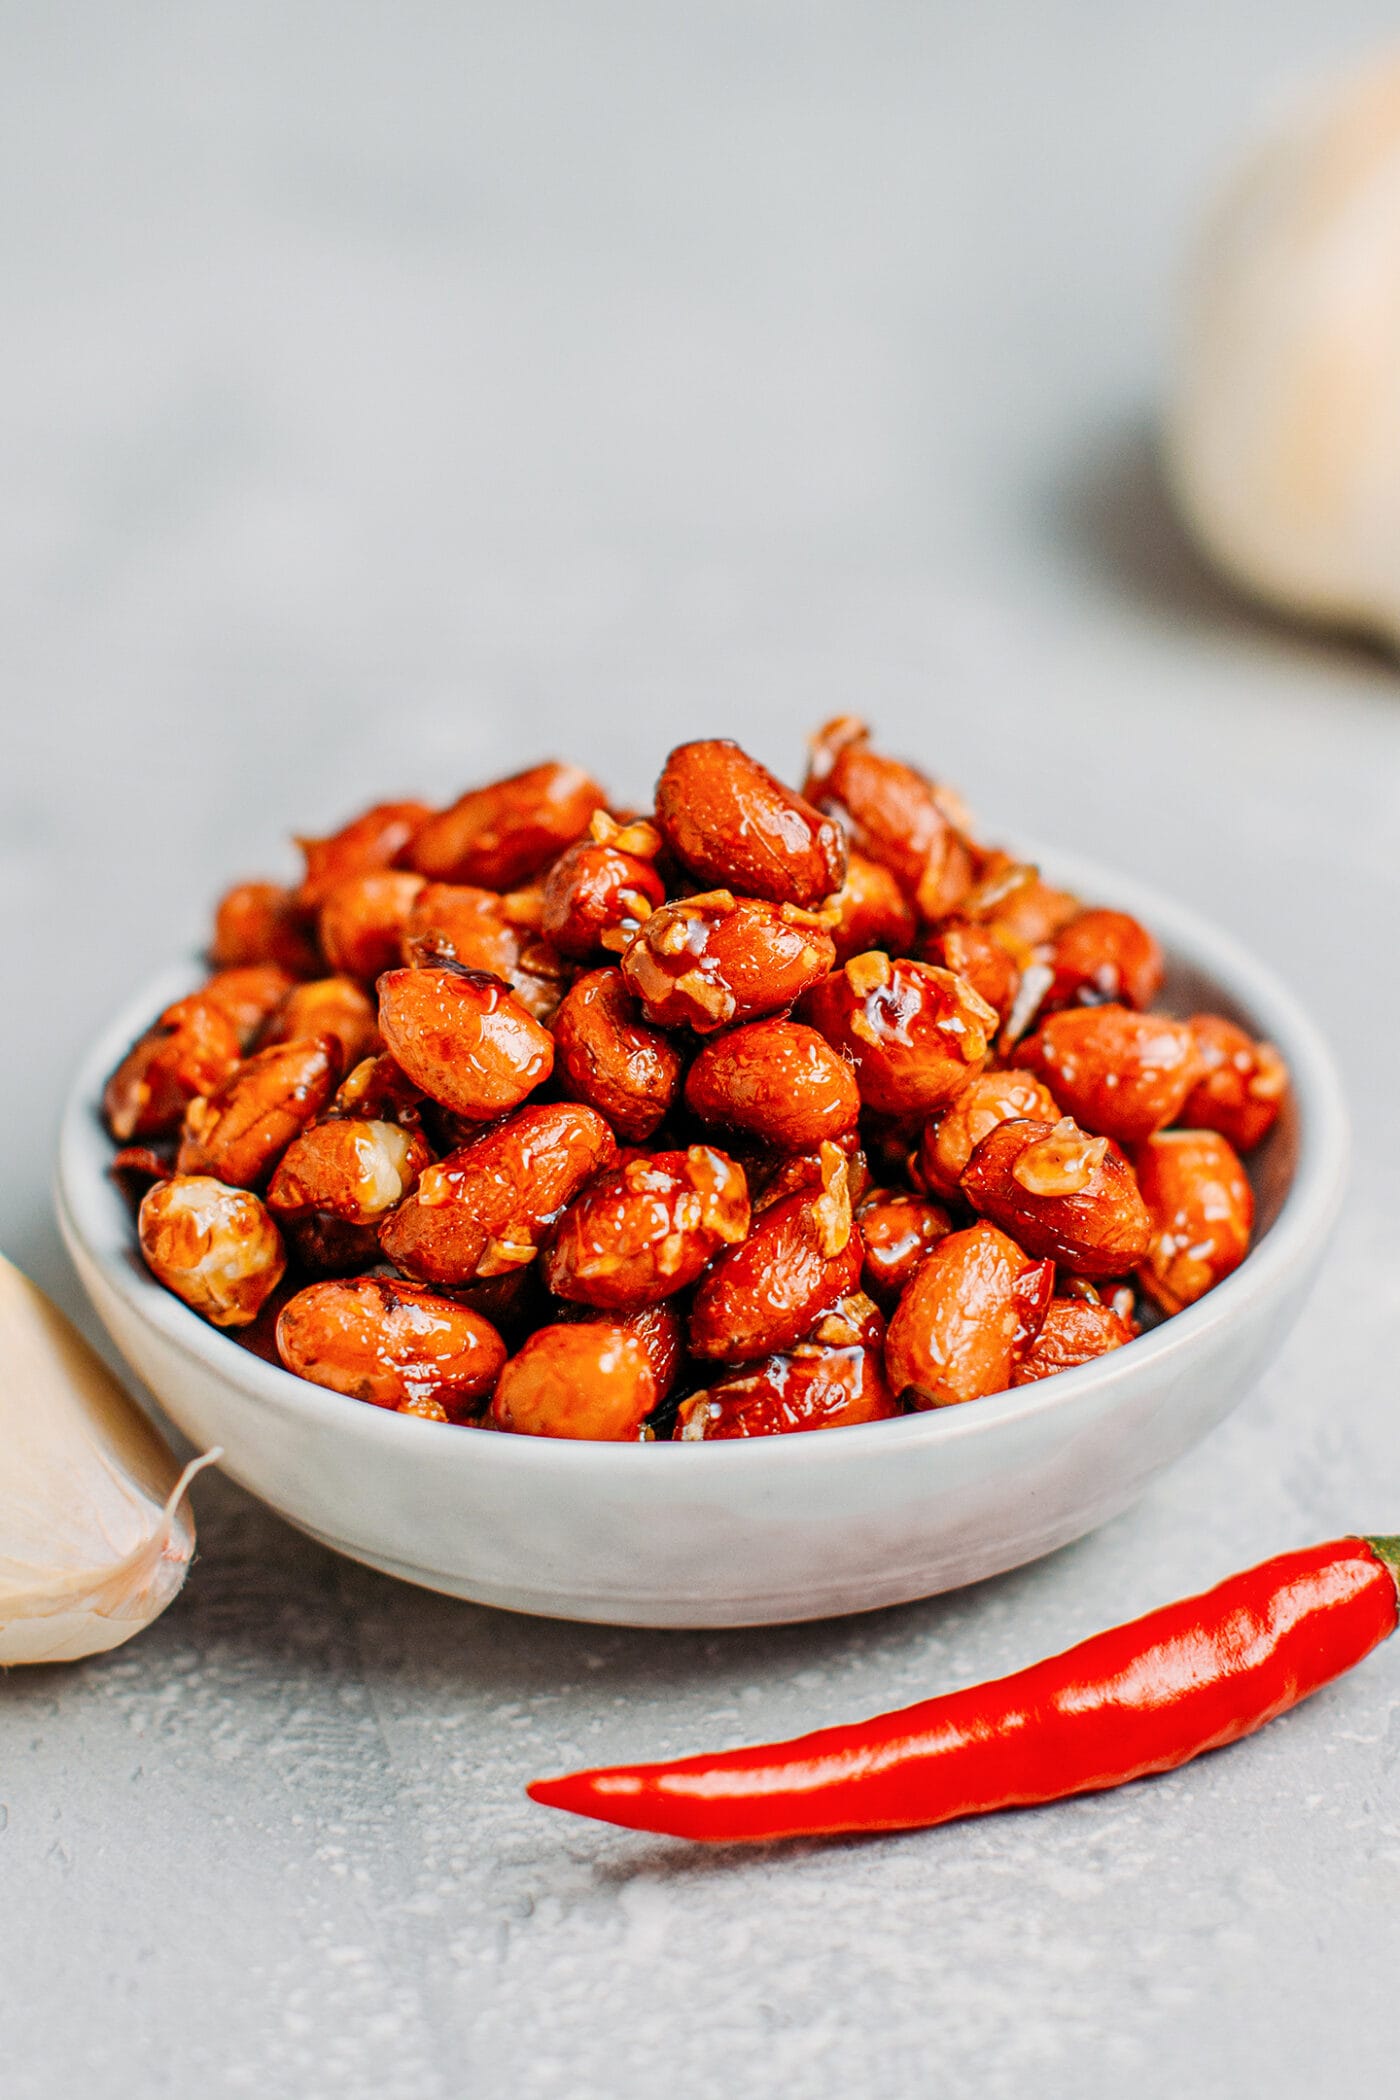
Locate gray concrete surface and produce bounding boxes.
[4,5,1400,2094]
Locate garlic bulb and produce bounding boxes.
[1167,50,1400,643]
[0,1253,213,1663]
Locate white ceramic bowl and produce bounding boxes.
[56,848,1348,1628]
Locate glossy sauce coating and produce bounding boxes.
[550,967,685,1140]
[490,1322,660,1440]
[267,1115,430,1224]
[856,1190,954,1303]
[544,1146,749,1310]
[1011,1297,1136,1385]
[688,1172,861,1361]
[919,1068,1061,1199]
[407,762,605,889]
[1014,1004,1204,1147]
[884,1222,1043,1406]
[380,1102,616,1284]
[802,953,996,1117]
[656,739,847,907]
[377,966,554,1120]
[296,799,432,910]
[539,837,667,959]
[1134,1128,1255,1313]
[920,921,1021,1028]
[104,993,243,1143]
[138,1175,286,1327]
[684,1019,860,1151]
[275,1276,505,1418]
[805,716,971,919]
[319,870,425,984]
[622,892,835,1034]
[678,1342,897,1439]
[176,1035,341,1188]
[210,882,319,976]
[828,853,917,965]
[960,1116,1152,1278]
[1043,909,1164,1013]
[1181,1015,1288,1152]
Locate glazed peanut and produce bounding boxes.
[1181,1015,1288,1152]
[407,762,605,890]
[805,717,970,919]
[856,1190,953,1303]
[199,965,298,1047]
[802,954,996,1117]
[1011,1298,1136,1385]
[176,1035,341,1188]
[960,1116,1152,1277]
[689,1165,861,1361]
[884,1222,1045,1407]
[377,966,554,1119]
[544,1146,749,1310]
[621,892,835,1034]
[138,1175,286,1327]
[104,993,243,1143]
[275,1277,505,1417]
[1135,1129,1254,1314]
[296,799,432,910]
[262,976,380,1071]
[267,1116,430,1224]
[655,739,847,907]
[400,881,566,1019]
[380,1102,616,1284]
[1044,909,1164,1013]
[1014,1004,1204,1147]
[959,855,1081,952]
[919,1068,1061,1199]
[319,870,425,984]
[548,967,684,1141]
[490,1322,661,1440]
[678,1341,896,1440]
[539,835,666,959]
[210,881,319,976]
[828,853,918,966]
[684,1019,860,1151]
[920,922,1021,1028]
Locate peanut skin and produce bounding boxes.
[1011,1297,1136,1385]
[678,1343,896,1439]
[380,1102,616,1284]
[655,739,847,906]
[688,1175,861,1362]
[176,1035,341,1189]
[856,1190,953,1303]
[919,1068,1062,1200]
[296,799,433,910]
[802,953,996,1117]
[1134,1128,1254,1314]
[884,1221,1041,1407]
[1013,1004,1204,1147]
[622,893,835,1035]
[407,762,605,890]
[804,716,970,919]
[543,1146,750,1310]
[684,1019,860,1151]
[960,1115,1151,1277]
[491,1323,660,1440]
[551,967,685,1142]
[1180,1015,1288,1152]
[377,966,554,1119]
[276,1276,505,1418]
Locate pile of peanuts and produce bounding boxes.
[105,722,1286,1441]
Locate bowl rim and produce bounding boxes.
[56,841,1350,1477]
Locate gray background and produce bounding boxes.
[4,5,1400,2094]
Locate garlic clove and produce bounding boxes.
[0,1253,215,1664]
[1167,49,1400,644]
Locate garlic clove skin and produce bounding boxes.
[1167,50,1400,645]
[0,1253,213,1664]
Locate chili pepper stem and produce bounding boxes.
[1363,1535,1400,1595]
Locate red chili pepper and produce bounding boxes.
[527,1536,1400,1844]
